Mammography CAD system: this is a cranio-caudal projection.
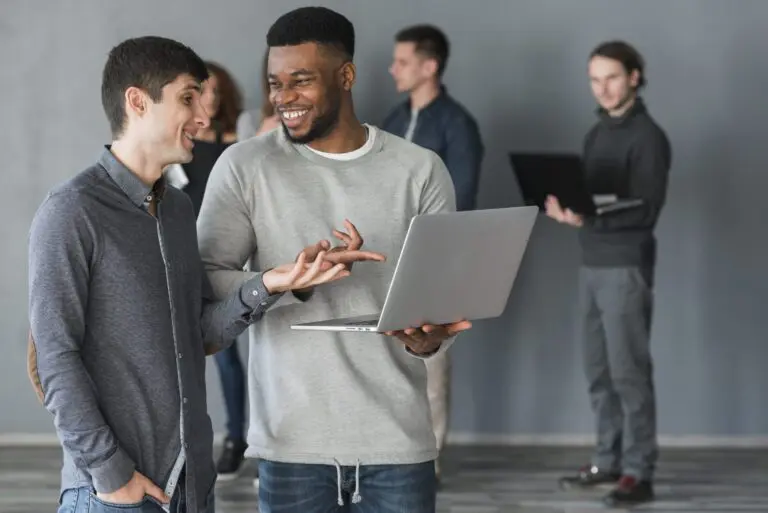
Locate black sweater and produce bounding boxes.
[578,98,672,268]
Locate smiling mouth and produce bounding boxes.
[280,109,309,126]
[182,131,195,148]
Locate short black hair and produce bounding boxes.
[395,25,450,77]
[101,36,208,138]
[590,40,646,89]
[266,7,355,61]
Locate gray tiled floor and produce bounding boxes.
[2,445,767,512]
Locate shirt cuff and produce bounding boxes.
[404,337,456,360]
[240,274,282,315]
[90,446,136,494]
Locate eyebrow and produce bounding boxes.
[180,83,202,93]
[268,69,316,80]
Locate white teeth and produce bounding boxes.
[282,110,308,120]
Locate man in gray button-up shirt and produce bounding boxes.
[28,36,351,513]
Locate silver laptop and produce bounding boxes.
[291,206,538,333]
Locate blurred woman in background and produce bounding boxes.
[181,61,241,216]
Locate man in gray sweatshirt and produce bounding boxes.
[28,36,359,513]
[197,7,471,513]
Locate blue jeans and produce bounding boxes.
[258,459,436,513]
[56,481,214,513]
[213,341,246,441]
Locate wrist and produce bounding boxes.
[261,269,282,295]
[409,342,442,357]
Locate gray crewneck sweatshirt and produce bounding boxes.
[197,126,456,466]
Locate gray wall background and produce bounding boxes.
[2,0,767,441]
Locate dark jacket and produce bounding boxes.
[382,88,484,211]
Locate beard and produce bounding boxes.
[282,88,342,145]
[603,89,635,113]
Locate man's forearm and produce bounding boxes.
[34,348,135,492]
[200,274,283,353]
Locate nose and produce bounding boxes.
[195,99,211,129]
[274,87,299,106]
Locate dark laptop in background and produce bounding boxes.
[508,152,643,216]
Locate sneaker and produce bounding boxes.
[603,476,654,507]
[558,465,621,490]
[216,437,246,480]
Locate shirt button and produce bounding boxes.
[260,301,268,306]
[184,442,189,449]
[183,397,188,404]
[146,195,152,201]
[251,290,259,297]
[178,352,183,359]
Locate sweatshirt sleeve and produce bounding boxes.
[28,192,136,493]
[406,153,459,358]
[586,128,672,231]
[197,149,273,297]
[419,152,457,216]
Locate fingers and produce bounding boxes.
[287,252,308,282]
[300,240,331,261]
[314,240,332,254]
[421,320,472,336]
[309,263,350,287]
[143,479,170,504]
[133,473,169,504]
[294,251,327,288]
[332,229,352,247]
[445,320,472,336]
[326,250,386,264]
[333,219,363,249]
[391,332,415,346]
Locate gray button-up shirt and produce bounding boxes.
[28,148,281,512]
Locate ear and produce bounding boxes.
[125,86,148,120]
[628,69,640,89]
[422,58,439,79]
[340,62,356,91]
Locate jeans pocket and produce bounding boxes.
[89,492,156,512]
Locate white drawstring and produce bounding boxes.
[333,458,363,505]
[333,459,344,506]
[351,459,362,504]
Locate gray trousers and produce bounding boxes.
[577,266,658,480]
[425,351,450,458]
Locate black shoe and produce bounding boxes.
[603,476,654,507]
[559,465,621,490]
[216,437,246,480]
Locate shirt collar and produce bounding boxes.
[98,146,167,209]
[407,85,449,117]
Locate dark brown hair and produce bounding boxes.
[395,25,450,77]
[204,61,243,133]
[102,36,208,138]
[590,40,646,89]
